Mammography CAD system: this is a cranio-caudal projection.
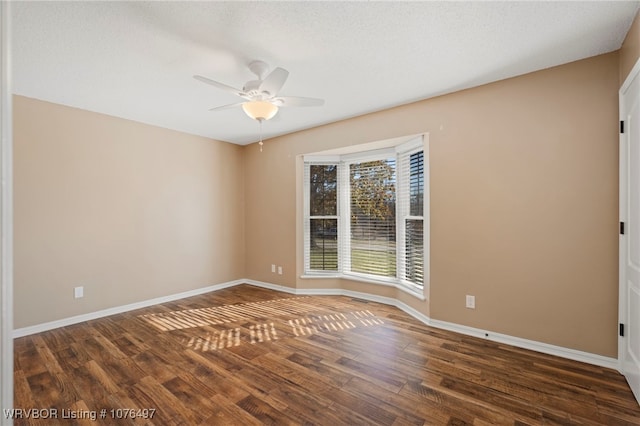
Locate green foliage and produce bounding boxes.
[350,160,396,221]
[309,164,337,216]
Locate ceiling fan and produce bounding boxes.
[194,60,324,122]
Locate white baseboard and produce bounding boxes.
[14,278,619,371]
[427,319,618,370]
[243,279,299,295]
[245,279,618,370]
[12,279,244,338]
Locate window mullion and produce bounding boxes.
[303,163,311,273]
[338,162,350,273]
[396,150,406,282]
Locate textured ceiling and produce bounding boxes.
[12,1,640,145]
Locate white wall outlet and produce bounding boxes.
[74,286,84,299]
[271,264,276,273]
[466,295,475,309]
[277,266,283,275]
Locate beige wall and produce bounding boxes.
[14,96,245,328]
[14,52,621,357]
[244,52,620,357]
[621,9,640,86]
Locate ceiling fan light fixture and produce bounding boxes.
[242,101,278,121]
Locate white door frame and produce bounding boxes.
[0,1,13,423]
[619,56,640,404]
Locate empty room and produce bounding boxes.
[2,1,640,424]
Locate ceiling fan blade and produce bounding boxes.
[193,75,248,98]
[274,96,324,107]
[208,102,244,112]
[259,67,289,96]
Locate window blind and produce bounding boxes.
[305,164,339,271]
[398,150,424,286]
[347,159,396,278]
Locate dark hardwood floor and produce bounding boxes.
[12,284,640,425]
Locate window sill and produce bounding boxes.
[300,273,426,301]
[300,273,341,280]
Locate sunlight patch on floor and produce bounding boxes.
[180,309,384,353]
[139,296,318,331]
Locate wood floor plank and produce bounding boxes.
[12,284,640,425]
[131,375,199,425]
[64,365,116,414]
[25,371,61,408]
[252,351,334,394]
[180,349,252,403]
[204,394,263,426]
[235,394,299,426]
[14,339,47,379]
[161,376,220,424]
[318,385,398,425]
[285,351,353,388]
[338,376,426,425]
[12,369,38,426]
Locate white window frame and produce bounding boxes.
[302,136,428,300]
[303,159,341,274]
[342,147,396,282]
[396,140,426,294]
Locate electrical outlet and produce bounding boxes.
[277,266,283,275]
[271,264,276,273]
[465,295,475,309]
[74,286,84,299]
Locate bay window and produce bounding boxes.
[303,136,428,295]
